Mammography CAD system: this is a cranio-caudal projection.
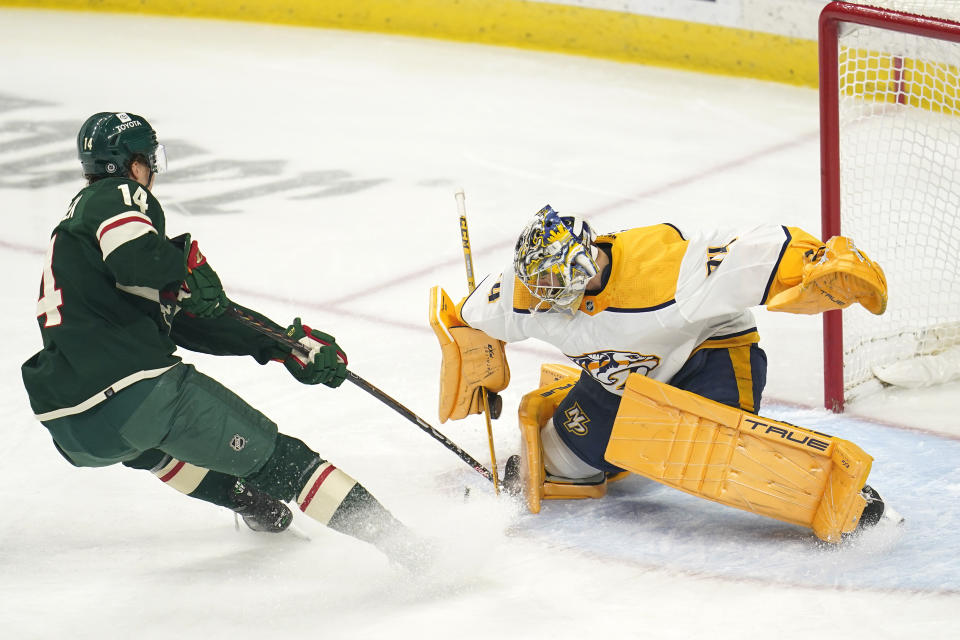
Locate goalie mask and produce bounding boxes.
[77,112,167,180]
[514,205,599,313]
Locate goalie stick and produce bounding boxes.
[228,306,500,487]
[456,188,501,495]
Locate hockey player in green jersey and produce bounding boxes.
[22,112,424,567]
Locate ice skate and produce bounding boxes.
[856,485,905,530]
[230,481,293,533]
[502,454,523,498]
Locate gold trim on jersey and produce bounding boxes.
[689,330,760,355]
[689,330,761,413]
[730,346,757,413]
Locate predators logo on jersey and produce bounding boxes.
[561,402,591,436]
[570,350,661,392]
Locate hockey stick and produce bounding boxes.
[227,306,499,486]
[455,188,501,495]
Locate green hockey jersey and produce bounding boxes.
[22,177,285,420]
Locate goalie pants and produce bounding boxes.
[41,362,321,503]
[553,344,767,473]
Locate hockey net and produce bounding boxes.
[820,0,960,411]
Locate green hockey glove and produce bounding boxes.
[282,318,348,388]
[178,236,228,318]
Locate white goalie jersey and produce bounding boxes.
[459,223,794,396]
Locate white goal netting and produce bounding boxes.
[833,1,960,400]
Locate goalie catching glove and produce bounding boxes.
[281,318,348,388]
[169,233,229,318]
[765,230,887,315]
[429,286,510,423]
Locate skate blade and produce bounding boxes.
[880,504,905,527]
[285,522,311,541]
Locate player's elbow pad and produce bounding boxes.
[764,229,887,316]
[429,286,510,423]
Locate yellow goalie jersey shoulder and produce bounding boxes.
[579,224,689,314]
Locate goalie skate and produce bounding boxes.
[502,454,523,498]
[855,485,905,532]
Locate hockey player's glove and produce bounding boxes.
[765,231,887,316]
[174,234,229,318]
[282,318,348,388]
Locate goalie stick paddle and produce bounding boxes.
[227,306,500,487]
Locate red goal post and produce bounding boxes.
[819,1,960,412]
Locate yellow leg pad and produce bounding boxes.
[518,365,606,513]
[814,440,870,541]
[517,396,546,514]
[543,477,607,501]
[606,471,631,483]
[605,374,873,542]
[538,363,581,387]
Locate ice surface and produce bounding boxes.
[1,8,958,639]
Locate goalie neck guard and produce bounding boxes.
[514,205,599,313]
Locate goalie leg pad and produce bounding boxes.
[517,365,607,513]
[429,286,510,423]
[538,363,582,387]
[604,373,873,542]
[765,231,887,316]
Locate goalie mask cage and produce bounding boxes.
[820,1,960,412]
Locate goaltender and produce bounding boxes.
[431,204,900,542]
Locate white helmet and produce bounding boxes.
[514,205,599,313]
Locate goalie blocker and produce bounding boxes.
[514,364,878,543]
[429,286,510,423]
